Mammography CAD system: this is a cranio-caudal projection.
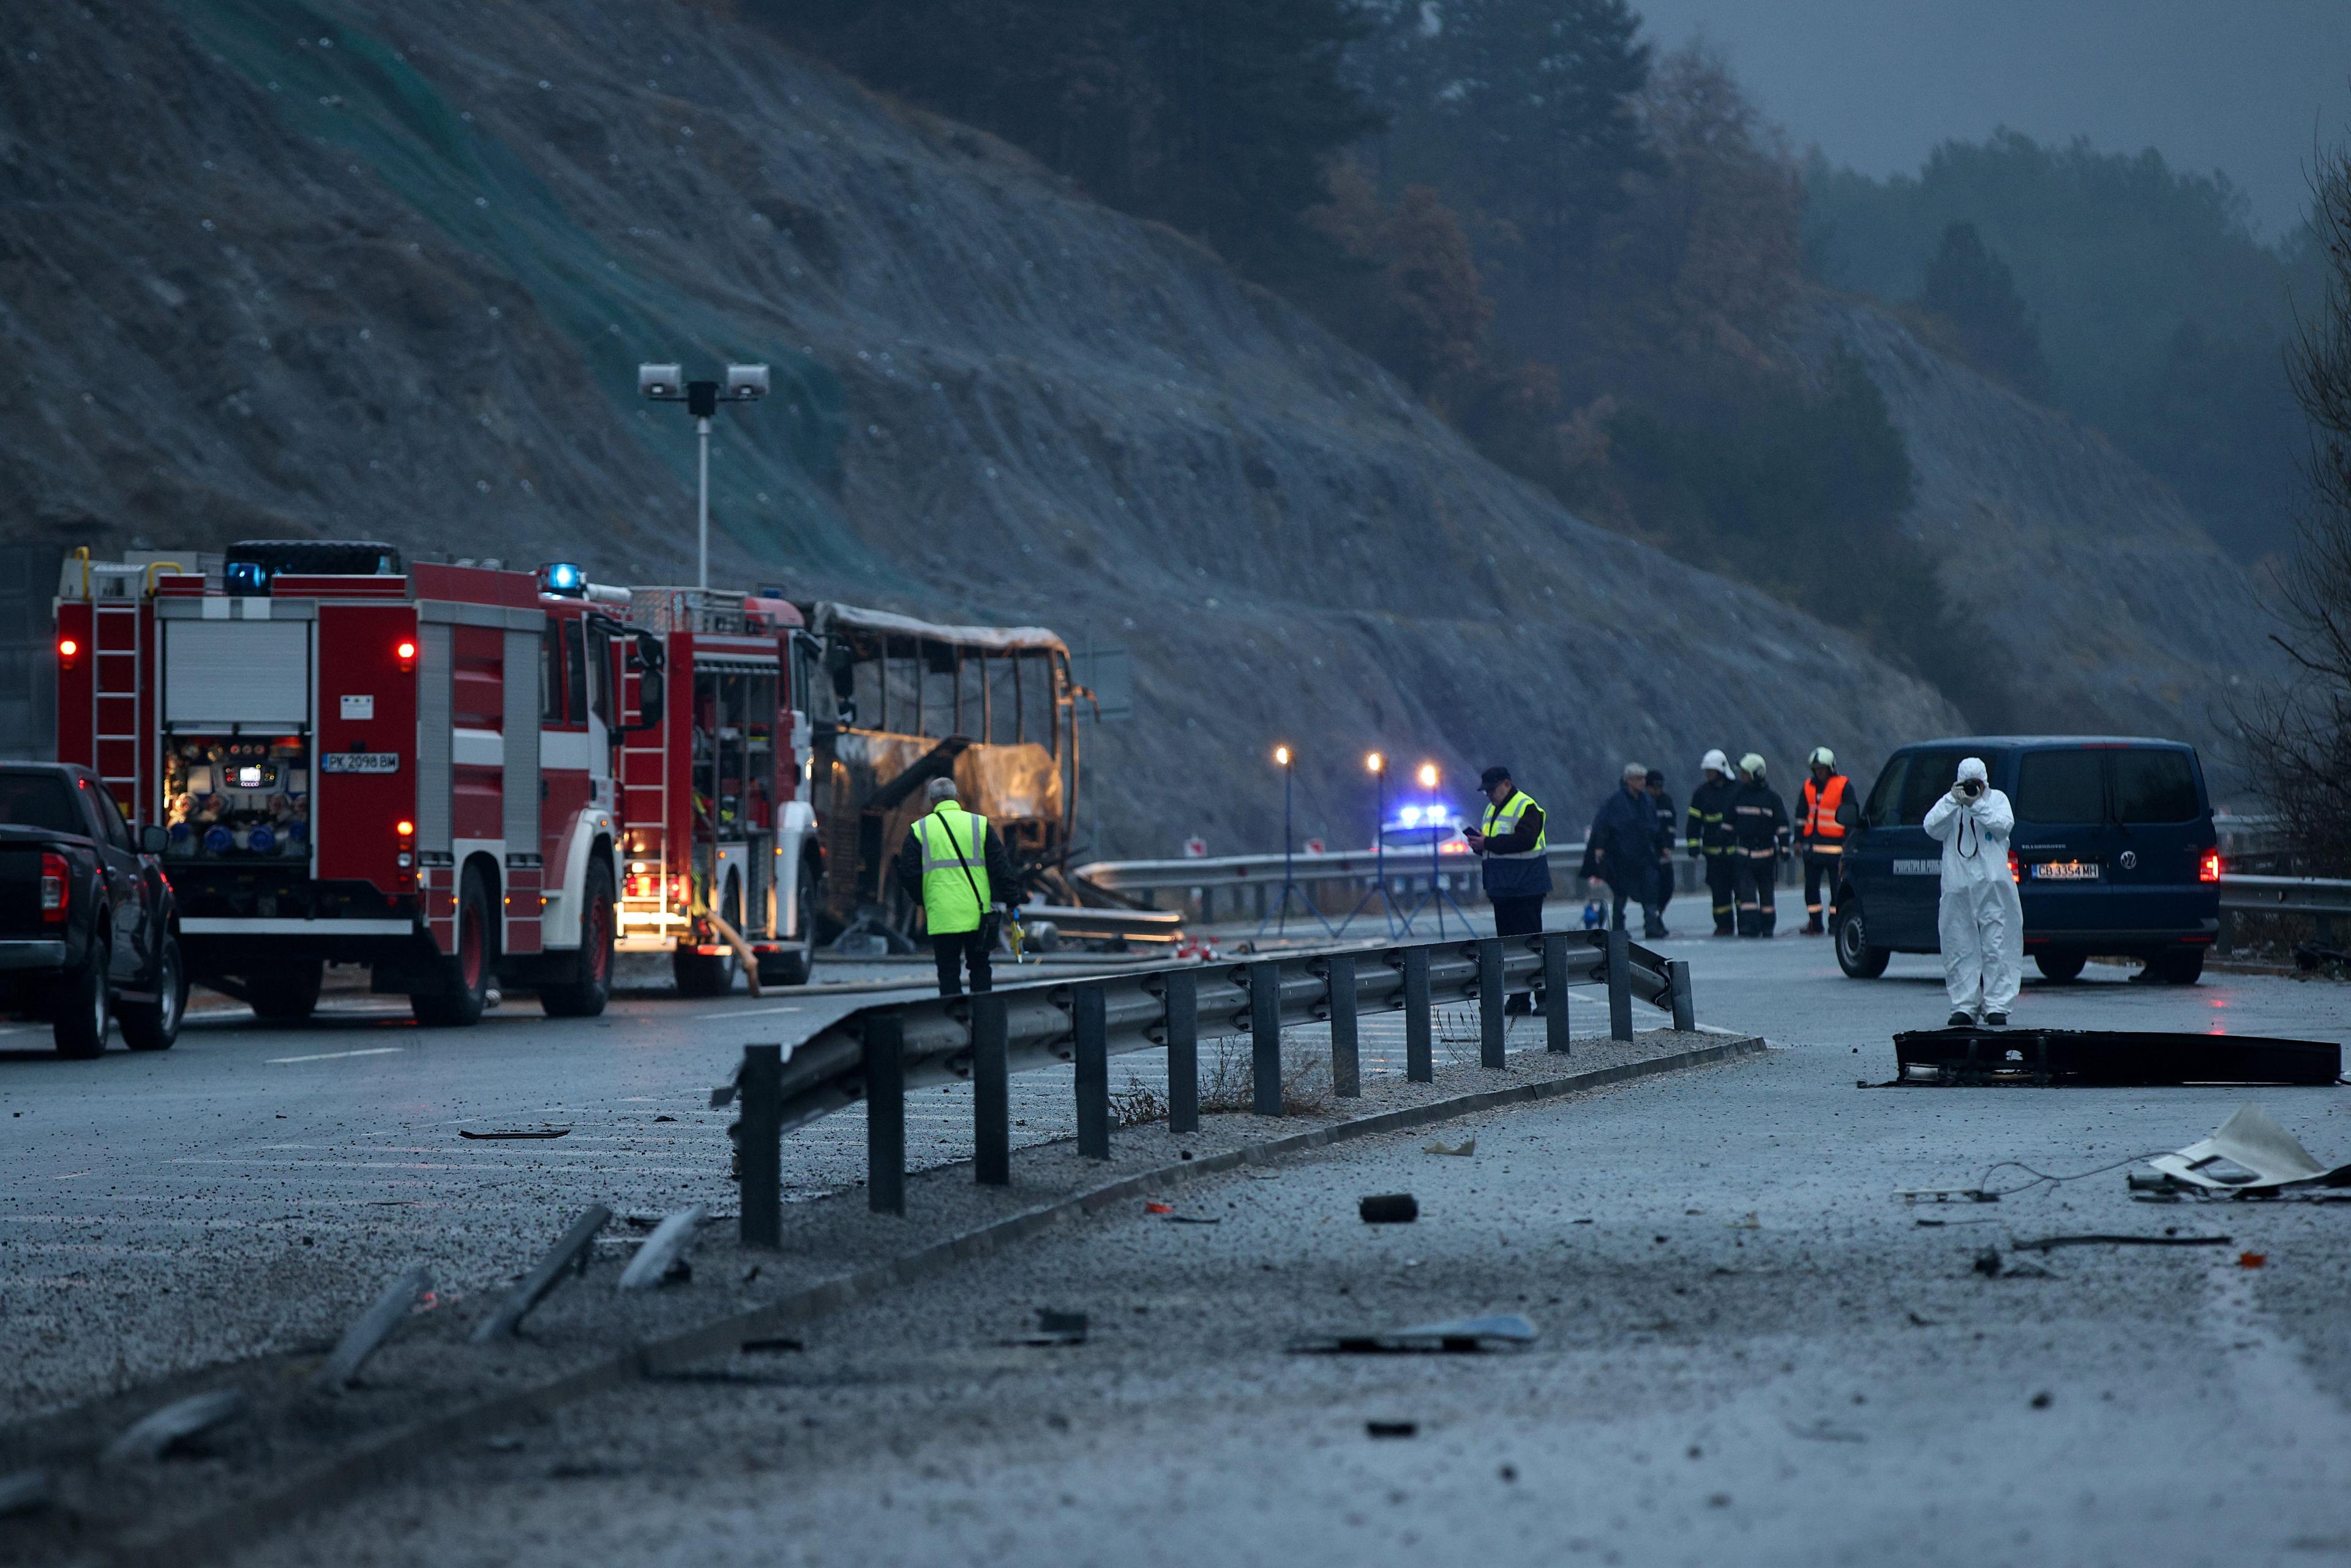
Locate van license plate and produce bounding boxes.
[2032,861,2101,880]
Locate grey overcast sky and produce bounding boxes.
[1629,0,2351,240]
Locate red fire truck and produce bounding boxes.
[612,584,820,993]
[53,541,637,1024]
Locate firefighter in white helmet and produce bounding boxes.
[1793,746,1858,936]
[1683,749,1740,936]
[1922,756,2023,1026]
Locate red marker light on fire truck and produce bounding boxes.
[2199,849,2222,883]
[395,639,418,672]
[396,819,415,869]
[56,637,78,669]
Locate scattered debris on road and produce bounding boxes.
[2239,1251,2268,1269]
[102,1389,247,1464]
[473,1205,610,1342]
[459,1127,572,1140]
[1785,1419,1865,1444]
[1359,1193,1419,1224]
[1971,1247,2053,1280]
[1012,1309,1089,1346]
[2143,1103,2351,1194]
[1365,1421,1417,1439]
[1890,1028,2340,1087]
[1897,1187,2001,1204]
[740,1337,803,1354]
[1296,1313,1538,1355]
[616,1204,706,1291]
[2009,1232,2232,1252]
[1425,1138,1476,1157]
[318,1264,434,1389]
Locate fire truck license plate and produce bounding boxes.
[321,752,400,774]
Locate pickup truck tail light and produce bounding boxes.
[2199,850,2222,883]
[39,852,67,923]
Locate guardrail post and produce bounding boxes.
[1248,960,1283,1116]
[1607,926,1633,1042]
[1403,946,1433,1083]
[1074,983,1111,1158]
[739,1043,783,1247]
[1542,932,1571,1054]
[1476,938,1505,1068]
[1165,969,1199,1134]
[972,993,1010,1185]
[1668,958,1695,1032]
[864,1015,906,1215]
[1328,953,1360,1097]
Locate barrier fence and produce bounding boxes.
[721,928,1692,1233]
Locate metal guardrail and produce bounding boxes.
[1077,842,1591,894]
[2218,873,2351,919]
[722,928,1693,1232]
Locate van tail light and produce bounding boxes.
[40,852,68,923]
[2008,850,2020,885]
[2199,850,2222,883]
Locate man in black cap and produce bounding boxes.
[1462,765,1551,1013]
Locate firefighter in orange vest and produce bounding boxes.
[1794,746,1859,935]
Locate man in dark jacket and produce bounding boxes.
[1583,762,1665,937]
[893,776,1017,996]
[1730,753,1791,939]
[1684,749,1741,936]
[1644,769,1677,934]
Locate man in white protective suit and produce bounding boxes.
[1921,755,2023,1026]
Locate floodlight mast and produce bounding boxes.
[639,361,770,589]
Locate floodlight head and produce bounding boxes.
[1366,751,1384,775]
[639,362,683,399]
[1273,745,1292,767]
[726,363,771,400]
[1417,763,1439,789]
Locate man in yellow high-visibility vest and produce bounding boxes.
[894,776,1015,996]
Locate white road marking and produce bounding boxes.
[266,1046,408,1065]
[696,1004,804,1018]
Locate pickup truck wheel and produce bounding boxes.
[52,935,110,1058]
[539,861,614,1018]
[119,937,186,1051]
[413,866,495,1027]
[247,957,324,1023]
[1834,899,1891,979]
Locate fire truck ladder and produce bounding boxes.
[91,595,144,817]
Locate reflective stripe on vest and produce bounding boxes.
[914,806,991,935]
[1799,775,1850,846]
[1480,790,1547,858]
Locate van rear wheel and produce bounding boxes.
[2034,950,2088,983]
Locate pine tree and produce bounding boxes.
[1916,221,2053,401]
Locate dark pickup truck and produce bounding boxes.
[0,763,184,1056]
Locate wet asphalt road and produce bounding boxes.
[11,926,2351,1566]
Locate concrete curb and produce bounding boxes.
[115,1035,1766,1567]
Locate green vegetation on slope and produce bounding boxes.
[1805,130,2323,558]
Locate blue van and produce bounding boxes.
[1833,737,2221,986]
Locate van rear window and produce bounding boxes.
[0,771,85,836]
[2113,749,2200,823]
[2016,751,2104,823]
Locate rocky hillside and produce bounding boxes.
[8,0,1968,853]
[1799,296,2285,793]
